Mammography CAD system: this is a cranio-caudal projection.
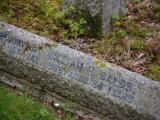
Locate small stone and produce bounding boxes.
[54,103,60,107]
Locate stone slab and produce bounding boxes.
[64,0,126,32]
[0,21,160,120]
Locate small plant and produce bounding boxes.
[64,18,86,38]
[0,0,9,13]
[130,39,146,50]
[61,5,87,38]
[115,46,125,55]
[112,29,127,39]
[126,21,147,37]
[111,13,120,29]
[36,1,87,38]
[144,64,160,81]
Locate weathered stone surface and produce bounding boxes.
[0,21,160,120]
[64,0,126,32]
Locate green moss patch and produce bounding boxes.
[144,64,160,81]
[94,59,107,68]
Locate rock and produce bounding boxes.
[64,0,126,33]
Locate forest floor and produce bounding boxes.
[0,0,160,81]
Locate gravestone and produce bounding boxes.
[1,21,160,120]
[64,0,126,34]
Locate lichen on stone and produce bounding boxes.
[94,59,107,68]
[39,41,58,50]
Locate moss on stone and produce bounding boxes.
[79,9,102,39]
[94,59,107,68]
[43,42,58,48]
[89,15,102,39]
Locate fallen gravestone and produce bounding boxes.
[0,21,160,120]
[64,0,126,34]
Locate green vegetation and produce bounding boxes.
[0,0,88,38]
[130,39,146,50]
[0,0,104,39]
[90,13,160,80]
[144,64,160,80]
[94,59,107,68]
[0,86,74,120]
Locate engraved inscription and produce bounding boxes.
[8,45,22,56]
[92,80,104,91]
[46,63,65,75]
[0,31,25,47]
[109,86,134,103]
[0,32,7,48]
[47,50,94,72]
[0,31,136,104]
[67,71,89,84]
[26,52,39,64]
[106,73,135,103]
